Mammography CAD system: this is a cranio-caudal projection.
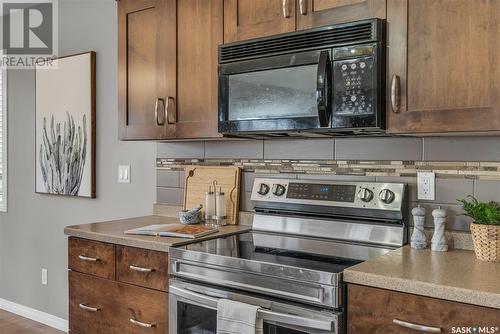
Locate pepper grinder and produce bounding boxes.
[411,205,427,249]
[215,187,227,226]
[431,206,448,252]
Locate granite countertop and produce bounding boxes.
[344,245,500,309]
[64,215,251,252]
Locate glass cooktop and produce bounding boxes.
[184,231,363,274]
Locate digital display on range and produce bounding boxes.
[287,183,356,202]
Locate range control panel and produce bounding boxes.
[287,183,357,202]
[251,178,405,211]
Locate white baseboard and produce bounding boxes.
[0,298,68,332]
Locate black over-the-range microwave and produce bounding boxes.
[218,19,385,137]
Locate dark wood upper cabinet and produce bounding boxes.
[176,0,223,139]
[117,0,500,139]
[224,0,297,43]
[118,0,177,140]
[118,0,222,140]
[387,0,500,134]
[296,0,386,30]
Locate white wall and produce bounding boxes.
[0,0,156,319]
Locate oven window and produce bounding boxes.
[178,301,216,334]
[177,301,309,334]
[228,65,318,121]
[264,323,308,334]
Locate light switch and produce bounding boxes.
[118,165,131,184]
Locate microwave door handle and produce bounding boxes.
[316,50,331,127]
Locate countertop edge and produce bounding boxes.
[64,227,172,252]
[344,269,500,310]
[64,225,252,252]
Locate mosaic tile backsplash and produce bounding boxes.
[156,137,500,232]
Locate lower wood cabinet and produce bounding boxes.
[68,237,169,334]
[347,284,500,334]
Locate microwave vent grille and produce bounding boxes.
[220,20,380,63]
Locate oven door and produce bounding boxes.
[170,280,342,334]
[218,49,332,135]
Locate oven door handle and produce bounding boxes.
[316,50,331,128]
[170,285,336,332]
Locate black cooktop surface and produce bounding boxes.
[184,231,362,274]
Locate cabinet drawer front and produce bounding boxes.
[70,271,168,334]
[117,246,169,291]
[347,284,500,334]
[68,238,115,279]
[119,279,169,334]
[69,271,120,334]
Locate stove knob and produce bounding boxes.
[357,188,374,202]
[257,183,270,195]
[272,184,286,197]
[379,189,395,204]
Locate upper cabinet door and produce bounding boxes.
[224,0,296,43]
[296,0,386,30]
[176,0,223,139]
[387,0,500,134]
[118,0,176,140]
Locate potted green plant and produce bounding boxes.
[458,196,500,262]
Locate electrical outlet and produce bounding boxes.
[41,269,48,286]
[417,172,435,201]
[118,165,131,184]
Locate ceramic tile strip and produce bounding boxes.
[156,159,500,179]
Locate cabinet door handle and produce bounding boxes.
[130,318,156,328]
[155,98,166,126]
[391,74,401,113]
[299,0,307,15]
[129,265,154,273]
[166,96,176,124]
[78,255,99,262]
[393,319,442,332]
[282,0,291,18]
[79,303,101,312]
[155,98,166,125]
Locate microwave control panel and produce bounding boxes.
[332,44,379,119]
[333,56,375,116]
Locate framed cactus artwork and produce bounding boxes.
[35,52,96,198]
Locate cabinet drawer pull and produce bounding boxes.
[282,0,290,18]
[393,319,442,332]
[78,255,99,262]
[299,0,307,15]
[79,303,101,312]
[129,265,154,273]
[130,318,156,328]
[391,74,401,113]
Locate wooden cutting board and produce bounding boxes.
[183,166,241,225]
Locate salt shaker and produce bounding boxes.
[411,205,427,249]
[431,206,448,252]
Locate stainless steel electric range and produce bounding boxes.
[169,178,408,334]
